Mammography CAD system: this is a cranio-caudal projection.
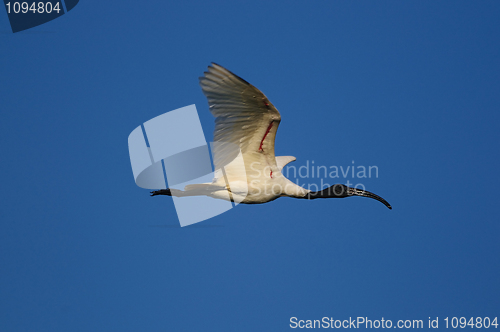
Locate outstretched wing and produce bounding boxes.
[199,63,282,182]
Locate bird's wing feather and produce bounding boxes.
[276,156,296,171]
[200,63,281,182]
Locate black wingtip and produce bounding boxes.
[206,63,251,85]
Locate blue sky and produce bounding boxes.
[1,1,499,330]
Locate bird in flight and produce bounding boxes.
[151,63,391,209]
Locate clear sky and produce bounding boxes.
[1,1,499,331]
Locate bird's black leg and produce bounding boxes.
[150,189,172,196]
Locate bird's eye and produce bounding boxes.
[334,185,344,195]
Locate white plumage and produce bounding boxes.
[152,63,392,209]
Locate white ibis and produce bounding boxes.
[152,63,391,209]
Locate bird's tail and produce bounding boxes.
[183,183,226,194]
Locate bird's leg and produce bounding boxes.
[150,188,187,197]
[150,189,172,196]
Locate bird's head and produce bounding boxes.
[305,184,392,209]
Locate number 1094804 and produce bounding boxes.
[5,2,61,14]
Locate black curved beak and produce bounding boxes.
[347,187,392,210]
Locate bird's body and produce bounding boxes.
[204,155,308,204]
[152,64,392,209]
